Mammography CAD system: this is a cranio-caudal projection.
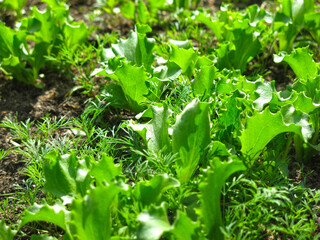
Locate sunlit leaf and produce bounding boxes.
[274,47,317,80]
[240,106,313,160]
[0,219,16,240]
[114,62,149,113]
[130,103,172,153]
[20,201,70,231]
[172,99,211,183]
[111,30,155,71]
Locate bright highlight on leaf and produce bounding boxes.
[20,201,70,232]
[274,47,318,80]
[240,106,313,160]
[130,103,172,153]
[172,99,211,183]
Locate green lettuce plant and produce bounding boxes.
[274,47,320,161]
[0,0,90,85]
[130,99,210,183]
[0,23,35,84]
[199,157,246,239]
[191,6,265,73]
[0,0,27,17]
[93,26,183,112]
[274,0,320,52]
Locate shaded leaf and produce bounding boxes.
[63,21,89,48]
[216,28,262,73]
[43,152,91,201]
[100,83,128,109]
[90,154,122,186]
[155,61,182,81]
[218,92,241,129]
[192,65,215,99]
[305,12,320,45]
[137,203,172,240]
[169,44,198,77]
[69,184,119,240]
[30,235,58,240]
[170,211,199,240]
[133,174,180,207]
[200,158,246,240]
[209,141,231,157]
[130,103,172,153]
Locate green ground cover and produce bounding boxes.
[1,0,320,239]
